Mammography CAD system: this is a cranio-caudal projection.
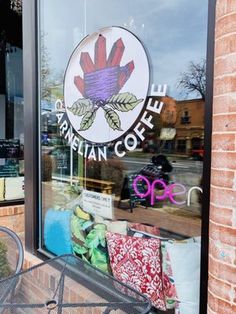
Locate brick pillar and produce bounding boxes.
[208,1,236,313]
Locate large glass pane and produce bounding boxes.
[39,1,208,312]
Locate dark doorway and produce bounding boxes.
[0,0,24,204]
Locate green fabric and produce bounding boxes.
[71,215,109,273]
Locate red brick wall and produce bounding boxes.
[208,1,236,313]
[0,205,24,233]
[20,252,122,314]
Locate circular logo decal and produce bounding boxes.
[64,26,149,143]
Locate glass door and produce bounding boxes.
[38,1,209,312]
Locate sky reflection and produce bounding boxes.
[40,0,208,100]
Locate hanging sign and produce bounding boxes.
[0,139,20,158]
[56,26,167,161]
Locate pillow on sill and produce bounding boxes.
[106,220,127,235]
[161,242,177,309]
[94,216,128,235]
[44,209,73,256]
[5,177,24,200]
[106,232,166,311]
[0,178,4,201]
[165,242,201,314]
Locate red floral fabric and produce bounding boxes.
[106,232,166,311]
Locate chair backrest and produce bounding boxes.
[0,226,24,280]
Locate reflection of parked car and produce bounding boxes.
[191,146,204,160]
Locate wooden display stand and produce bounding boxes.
[52,175,114,195]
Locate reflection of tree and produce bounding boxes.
[177,59,206,100]
[41,34,64,102]
[41,33,51,102]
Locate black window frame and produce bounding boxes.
[23,1,216,313]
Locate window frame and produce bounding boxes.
[23,1,216,313]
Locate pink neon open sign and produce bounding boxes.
[132,175,186,206]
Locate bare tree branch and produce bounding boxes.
[177,59,206,100]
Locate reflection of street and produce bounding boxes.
[122,156,202,190]
[123,156,202,173]
[117,155,203,235]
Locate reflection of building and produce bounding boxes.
[174,99,204,155]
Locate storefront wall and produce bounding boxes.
[208,0,236,313]
[4,0,236,312]
[21,1,232,313]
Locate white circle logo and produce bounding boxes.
[64,26,150,143]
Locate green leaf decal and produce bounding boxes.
[79,109,96,131]
[68,98,93,116]
[104,108,122,131]
[107,92,143,112]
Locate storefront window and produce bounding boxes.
[39,0,208,312]
[0,3,24,204]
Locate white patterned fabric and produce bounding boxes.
[94,216,128,235]
[166,242,201,314]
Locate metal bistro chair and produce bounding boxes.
[0,226,24,305]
